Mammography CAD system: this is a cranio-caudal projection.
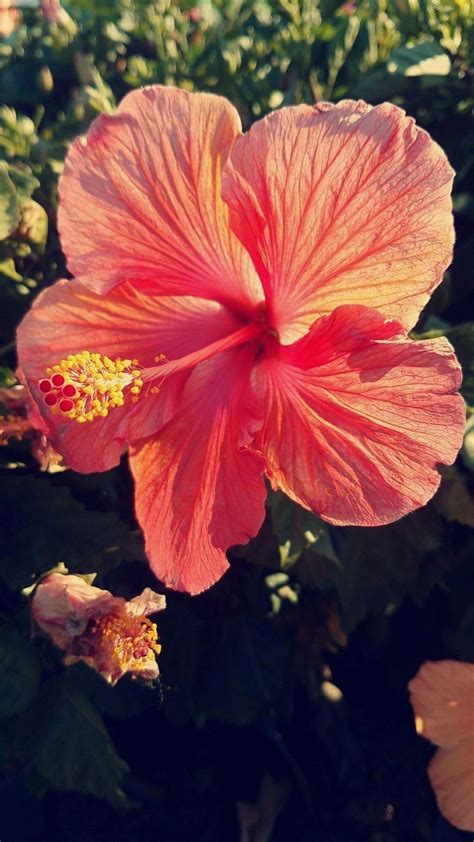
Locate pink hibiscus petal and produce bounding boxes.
[252,305,465,526]
[222,100,454,342]
[429,740,474,831]
[58,86,263,311]
[127,588,167,618]
[409,660,474,748]
[17,279,243,472]
[31,572,117,648]
[129,346,267,595]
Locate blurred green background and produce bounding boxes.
[0,1,474,840]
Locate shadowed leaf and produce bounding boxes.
[0,474,144,590]
[19,676,130,807]
[0,627,41,717]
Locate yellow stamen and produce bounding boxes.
[39,351,144,423]
[90,613,161,675]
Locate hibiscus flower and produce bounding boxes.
[409,659,474,832]
[32,571,166,684]
[17,87,465,593]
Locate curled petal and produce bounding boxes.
[59,85,263,310]
[252,305,464,526]
[130,347,266,595]
[16,279,242,472]
[127,588,167,618]
[31,573,118,648]
[222,100,454,342]
[428,739,474,832]
[0,385,29,411]
[409,660,474,749]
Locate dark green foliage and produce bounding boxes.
[0,627,41,717]
[0,473,145,590]
[0,1,473,840]
[16,675,130,807]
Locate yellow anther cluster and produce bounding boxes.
[46,350,143,423]
[91,613,161,675]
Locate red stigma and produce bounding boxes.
[44,392,57,406]
[59,398,74,413]
[62,384,77,398]
[39,379,52,393]
[51,373,65,387]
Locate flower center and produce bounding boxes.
[38,351,144,423]
[252,301,278,337]
[69,609,162,682]
[88,613,161,675]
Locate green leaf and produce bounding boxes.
[269,491,339,568]
[0,257,22,283]
[196,615,291,726]
[287,502,446,631]
[387,40,451,76]
[7,163,40,205]
[21,676,129,807]
[0,108,36,158]
[0,161,20,241]
[0,367,16,386]
[0,474,145,590]
[453,192,474,223]
[351,70,416,101]
[434,466,474,526]
[17,199,48,247]
[0,627,41,717]
[353,39,452,101]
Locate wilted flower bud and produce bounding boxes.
[0,384,64,472]
[0,385,39,446]
[31,572,166,685]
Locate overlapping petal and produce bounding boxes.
[428,740,474,831]
[251,305,464,526]
[409,660,474,831]
[222,100,454,342]
[17,279,242,472]
[129,347,266,594]
[409,660,474,748]
[59,86,263,311]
